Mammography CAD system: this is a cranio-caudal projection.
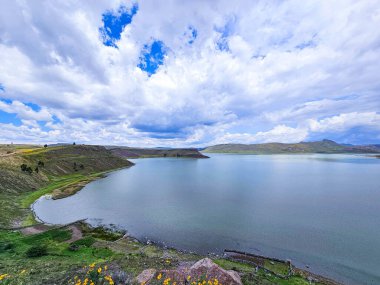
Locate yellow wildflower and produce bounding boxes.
[104,265,108,271]
[0,274,9,281]
[105,275,114,285]
[163,277,171,285]
[187,275,191,281]
[157,273,162,280]
[97,267,102,273]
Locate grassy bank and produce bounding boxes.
[0,144,132,227]
[0,144,339,285]
[0,223,329,285]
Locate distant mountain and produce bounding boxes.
[204,139,380,154]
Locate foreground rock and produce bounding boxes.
[136,258,242,285]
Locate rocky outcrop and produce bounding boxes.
[135,258,242,285]
[188,258,242,285]
[136,269,157,284]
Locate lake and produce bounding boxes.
[33,154,380,285]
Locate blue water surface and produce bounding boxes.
[34,154,380,285]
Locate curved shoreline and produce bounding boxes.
[28,166,344,285]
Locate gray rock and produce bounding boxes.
[136,269,156,284]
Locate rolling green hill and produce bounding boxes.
[203,139,380,154]
[0,144,133,227]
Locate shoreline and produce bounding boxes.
[24,214,344,285]
[30,204,343,284]
[26,162,345,285]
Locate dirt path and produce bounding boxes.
[19,223,83,243]
[66,224,83,243]
[20,224,52,235]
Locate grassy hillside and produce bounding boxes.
[0,144,132,227]
[204,139,380,154]
[0,144,340,285]
[108,146,209,158]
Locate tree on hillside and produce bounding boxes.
[73,142,76,145]
[44,144,48,148]
[20,164,27,171]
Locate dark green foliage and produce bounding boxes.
[44,144,48,148]
[37,160,45,167]
[49,229,72,242]
[68,243,80,251]
[0,241,14,253]
[35,167,39,173]
[26,244,48,258]
[23,229,72,244]
[71,236,95,248]
[20,164,33,174]
[83,226,123,241]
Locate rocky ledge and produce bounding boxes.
[136,258,242,285]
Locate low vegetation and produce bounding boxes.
[0,144,338,285]
[0,144,132,227]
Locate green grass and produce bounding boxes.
[0,227,329,285]
[214,258,255,273]
[264,260,290,276]
[0,229,117,284]
[20,174,86,208]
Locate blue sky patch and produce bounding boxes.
[100,3,138,48]
[216,37,229,51]
[25,102,41,111]
[188,26,197,44]
[295,40,317,50]
[138,40,167,75]
[0,110,22,126]
[215,16,235,52]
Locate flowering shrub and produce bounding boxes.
[146,272,222,285]
[0,270,28,285]
[67,263,114,285]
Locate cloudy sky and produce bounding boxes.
[0,0,379,147]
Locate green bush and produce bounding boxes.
[26,244,48,258]
[70,236,95,248]
[0,242,14,253]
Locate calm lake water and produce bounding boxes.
[34,154,380,285]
